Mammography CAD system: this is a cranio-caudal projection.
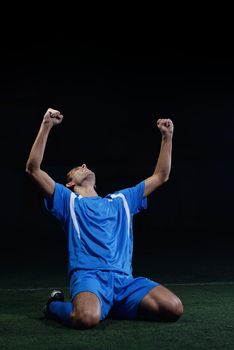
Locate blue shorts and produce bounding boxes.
[70,270,160,320]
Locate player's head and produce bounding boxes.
[66,164,96,192]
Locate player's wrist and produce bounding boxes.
[162,132,173,141]
[41,120,53,130]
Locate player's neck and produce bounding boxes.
[74,184,98,197]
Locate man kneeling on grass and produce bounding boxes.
[26,107,183,329]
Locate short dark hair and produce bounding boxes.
[65,165,97,191]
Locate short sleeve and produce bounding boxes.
[117,180,147,215]
[44,183,71,222]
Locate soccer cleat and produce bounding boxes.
[43,289,65,319]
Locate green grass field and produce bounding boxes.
[1,284,234,350]
[1,248,234,350]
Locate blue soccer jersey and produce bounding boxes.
[44,181,147,276]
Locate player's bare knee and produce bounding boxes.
[170,298,183,321]
[175,297,183,317]
[71,310,100,329]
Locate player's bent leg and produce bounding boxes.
[138,285,183,322]
[71,292,101,329]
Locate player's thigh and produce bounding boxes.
[139,285,183,321]
[111,276,159,320]
[70,269,114,322]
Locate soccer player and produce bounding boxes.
[26,108,183,329]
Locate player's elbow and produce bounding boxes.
[156,173,169,185]
[25,163,33,176]
[25,165,30,174]
[25,163,39,177]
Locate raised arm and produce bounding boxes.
[25,108,63,197]
[144,118,174,197]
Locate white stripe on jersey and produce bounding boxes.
[111,193,130,238]
[70,193,81,240]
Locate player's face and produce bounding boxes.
[72,164,95,185]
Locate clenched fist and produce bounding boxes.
[157,118,174,137]
[42,108,63,127]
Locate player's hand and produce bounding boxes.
[42,108,63,127]
[157,118,174,137]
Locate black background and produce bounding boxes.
[1,23,233,266]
